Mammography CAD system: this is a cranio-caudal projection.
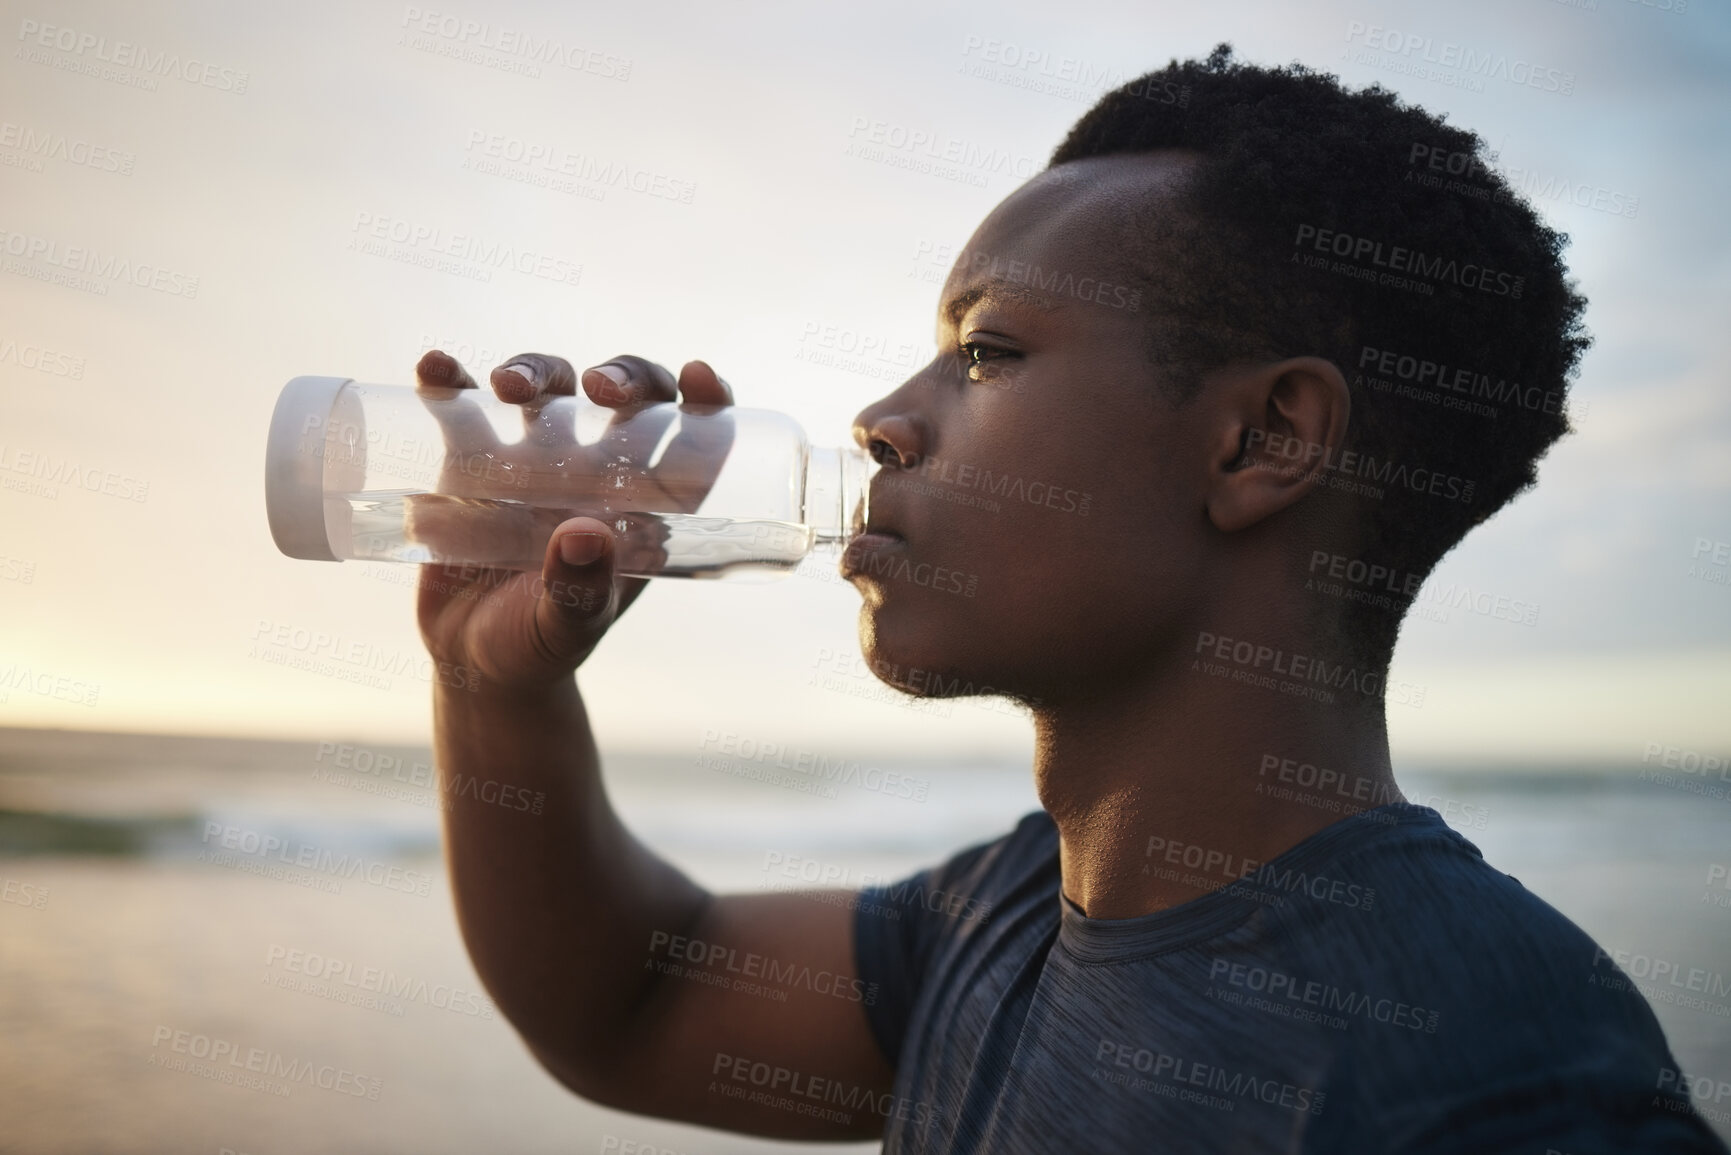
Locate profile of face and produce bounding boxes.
[845,152,1242,707]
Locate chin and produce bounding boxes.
[855,601,1025,702]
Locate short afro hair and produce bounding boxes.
[1051,44,1589,664]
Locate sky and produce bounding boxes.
[1,0,1727,765]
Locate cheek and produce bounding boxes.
[855,506,1169,680]
[988,542,1164,650]
[853,399,1198,681]
[856,557,1171,700]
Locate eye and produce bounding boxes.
[958,340,1017,381]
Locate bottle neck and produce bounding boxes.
[804,445,873,545]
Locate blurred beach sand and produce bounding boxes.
[1,727,1726,1151]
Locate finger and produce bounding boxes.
[523,399,575,448]
[675,359,734,408]
[576,355,686,474]
[589,406,684,494]
[571,358,677,470]
[404,493,537,566]
[489,353,577,404]
[581,355,679,412]
[415,350,498,453]
[532,517,621,663]
[599,511,678,577]
[653,362,736,504]
[416,349,478,392]
[650,407,737,513]
[490,353,578,445]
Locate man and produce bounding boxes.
[412,45,1727,1153]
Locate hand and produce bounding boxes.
[412,351,735,691]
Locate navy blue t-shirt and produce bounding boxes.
[853,804,1728,1153]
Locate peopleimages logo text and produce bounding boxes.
[1194,629,1426,709]
[1294,224,1524,298]
[1344,23,1575,96]
[399,7,632,79]
[1356,346,1563,416]
[0,228,199,298]
[16,19,250,92]
[1244,430,1475,505]
[149,1026,381,1098]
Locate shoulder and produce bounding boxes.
[1284,807,1638,1023]
[1316,806,1615,989]
[867,809,1059,924]
[1278,808,1709,1148]
[851,811,1060,1064]
[945,809,1059,892]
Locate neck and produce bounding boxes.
[1032,644,1401,920]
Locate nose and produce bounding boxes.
[851,399,926,471]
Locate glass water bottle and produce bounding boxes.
[265,376,874,580]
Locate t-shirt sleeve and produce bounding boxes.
[1396,1079,1731,1155]
[1311,836,1731,1155]
[852,811,1048,1067]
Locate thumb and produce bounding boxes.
[532,517,618,664]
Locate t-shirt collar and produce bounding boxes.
[1056,803,1458,963]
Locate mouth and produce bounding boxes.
[842,475,907,578]
[839,525,904,578]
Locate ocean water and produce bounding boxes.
[0,727,1726,1152]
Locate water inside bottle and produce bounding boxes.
[337,492,814,580]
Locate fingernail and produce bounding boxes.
[583,363,631,403]
[559,532,605,567]
[491,363,542,404]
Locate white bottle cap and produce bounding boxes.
[265,376,354,561]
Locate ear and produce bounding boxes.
[1204,357,1351,534]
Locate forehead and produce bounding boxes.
[941,151,1197,313]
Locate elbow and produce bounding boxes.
[518,1027,656,1114]
[523,1035,621,1105]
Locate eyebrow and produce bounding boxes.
[941,280,1061,328]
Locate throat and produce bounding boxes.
[1033,691,1400,921]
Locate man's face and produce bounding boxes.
[845,152,1223,705]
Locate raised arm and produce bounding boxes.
[416,350,896,1140]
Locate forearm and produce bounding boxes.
[434,676,708,1074]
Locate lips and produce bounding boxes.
[840,522,903,578]
[847,530,902,549]
[848,480,903,543]
[842,478,910,577]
